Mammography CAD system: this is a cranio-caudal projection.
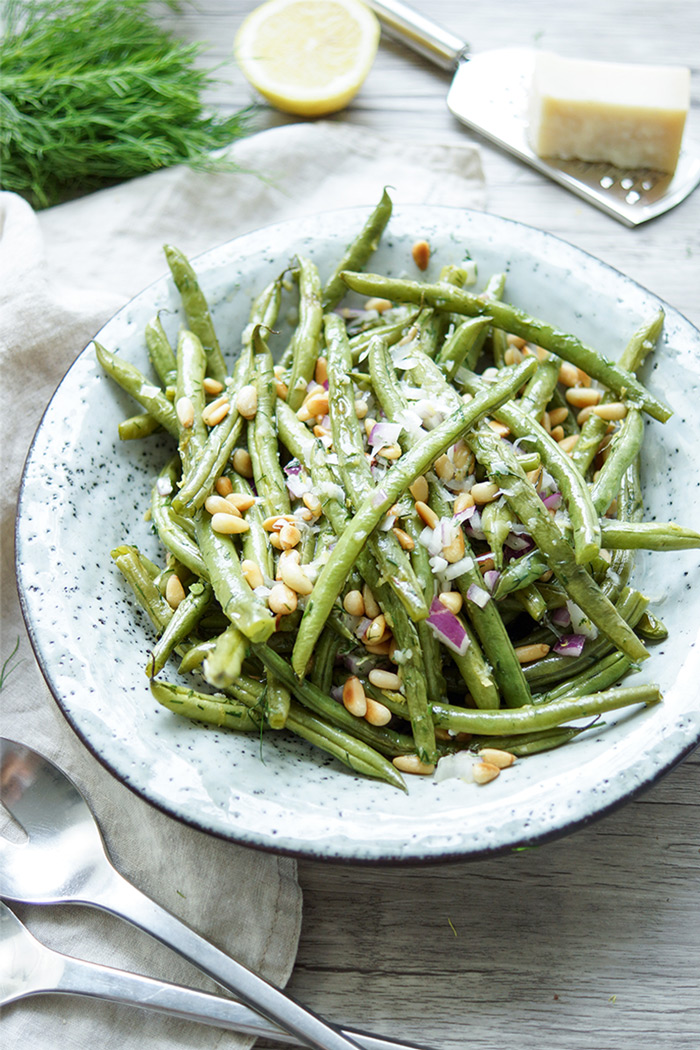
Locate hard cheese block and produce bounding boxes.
[528,51,690,173]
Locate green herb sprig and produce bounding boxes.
[0,0,254,208]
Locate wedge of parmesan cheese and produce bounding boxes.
[528,52,690,174]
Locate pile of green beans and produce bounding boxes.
[98,191,700,791]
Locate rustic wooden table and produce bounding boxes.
[170,3,700,1048]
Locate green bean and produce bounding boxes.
[111,544,173,634]
[512,583,548,622]
[492,550,549,600]
[590,408,644,514]
[95,342,179,436]
[476,723,596,756]
[518,354,561,417]
[151,679,262,732]
[404,510,448,706]
[249,325,291,514]
[145,314,177,389]
[347,311,417,363]
[436,316,491,380]
[431,684,660,735]
[284,257,324,411]
[118,412,162,440]
[148,579,212,677]
[322,187,393,310]
[163,244,228,384]
[618,308,664,372]
[600,520,700,550]
[175,328,208,473]
[178,638,215,674]
[480,499,512,570]
[340,270,672,422]
[151,459,208,578]
[201,622,247,689]
[292,357,538,676]
[570,413,608,476]
[635,611,668,642]
[537,651,635,703]
[310,626,342,694]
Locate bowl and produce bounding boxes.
[16,205,700,863]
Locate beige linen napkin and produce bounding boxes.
[0,120,484,1048]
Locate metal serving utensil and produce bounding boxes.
[0,737,365,1050]
[0,902,433,1050]
[365,0,700,225]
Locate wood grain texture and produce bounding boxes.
[164,4,699,1047]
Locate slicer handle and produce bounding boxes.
[364,0,469,71]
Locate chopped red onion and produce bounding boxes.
[426,598,470,656]
[369,421,403,449]
[466,583,490,608]
[483,569,501,592]
[541,491,562,510]
[552,634,586,657]
[551,605,571,627]
[453,503,476,524]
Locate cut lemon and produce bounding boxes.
[234,0,381,117]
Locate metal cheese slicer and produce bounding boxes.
[365,0,700,226]
[0,737,411,1050]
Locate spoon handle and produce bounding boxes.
[25,946,435,1050]
[90,868,364,1050]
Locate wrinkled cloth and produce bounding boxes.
[0,120,484,1049]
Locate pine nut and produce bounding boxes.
[364,296,393,313]
[442,530,465,563]
[409,476,429,502]
[488,420,510,438]
[541,410,552,434]
[274,377,288,400]
[506,334,527,350]
[362,584,380,619]
[472,761,501,784]
[235,384,258,420]
[354,399,368,420]
[165,574,186,609]
[594,402,628,421]
[548,406,569,426]
[215,476,234,496]
[176,396,195,428]
[565,386,602,408]
[314,356,328,385]
[550,425,565,442]
[202,395,230,426]
[302,491,322,516]
[576,368,591,387]
[343,589,365,617]
[514,642,550,663]
[558,361,580,387]
[453,491,475,515]
[438,591,463,614]
[204,494,241,517]
[364,639,392,655]
[268,582,297,615]
[558,434,579,453]
[434,453,454,481]
[411,240,431,271]
[452,441,473,472]
[279,522,301,549]
[241,559,264,589]
[392,754,435,775]
[203,377,224,395]
[365,698,393,726]
[377,444,402,460]
[392,526,415,551]
[342,676,367,717]
[268,532,283,550]
[232,449,253,477]
[365,613,386,642]
[279,557,313,595]
[363,417,377,438]
[504,346,523,366]
[470,481,500,505]
[263,514,290,531]
[368,668,402,691]
[478,747,516,768]
[211,512,250,535]
[297,391,329,421]
[227,492,256,512]
[415,500,439,529]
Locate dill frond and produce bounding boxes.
[0,0,255,207]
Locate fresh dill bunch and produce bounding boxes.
[0,0,254,208]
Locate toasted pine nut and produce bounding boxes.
[165,574,186,609]
[211,512,250,535]
[415,500,439,529]
[377,443,402,460]
[594,402,628,421]
[298,389,329,421]
[227,492,256,512]
[565,386,602,408]
[365,613,386,642]
[550,425,565,442]
[576,367,592,387]
[268,532,283,550]
[313,424,331,440]
[279,522,301,549]
[342,676,367,717]
[176,396,195,429]
[314,356,328,386]
[558,434,579,453]
[453,491,475,515]
[215,475,234,496]
[470,481,500,505]
[364,639,392,655]
[438,591,463,614]
[204,494,241,517]
[541,410,552,434]
[232,448,253,477]
[343,589,365,617]
[363,417,377,438]
[364,296,393,313]
[434,453,455,482]
[558,361,580,387]
[479,747,516,768]
[526,466,543,489]
[504,346,524,366]
[302,491,322,516]
[235,384,258,420]
[548,406,570,426]
[442,530,465,563]
[392,754,435,775]
[241,559,264,590]
[488,420,511,438]
[392,526,415,551]
[203,377,224,396]
[452,440,473,472]
[409,475,429,502]
[202,395,230,427]
[514,642,550,664]
[274,378,288,400]
[472,761,501,785]
[368,668,402,691]
[365,698,393,726]
[362,584,380,619]
[411,239,431,271]
[268,582,297,615]
[506,334,527,350]
[354,399,368,419]
[279,557,313,595]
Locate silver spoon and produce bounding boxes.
[0,737,365,1050]
[0,902,431,1050]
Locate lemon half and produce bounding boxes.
[234,0,381,118]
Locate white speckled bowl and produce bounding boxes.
[16,206,700,864]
